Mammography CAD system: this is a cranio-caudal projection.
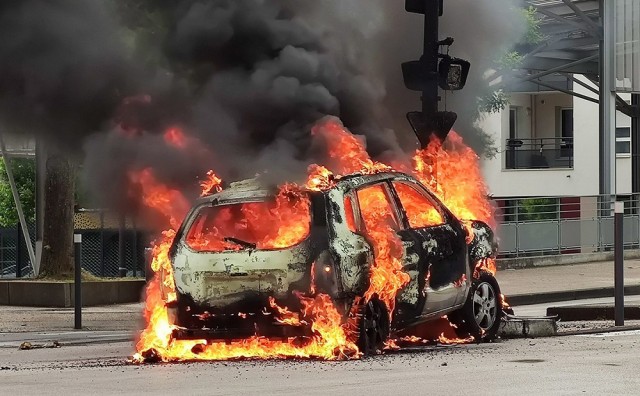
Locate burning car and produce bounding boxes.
[163,170,501,355]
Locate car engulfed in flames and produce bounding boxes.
[132,117,504,362]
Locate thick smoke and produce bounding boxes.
[0,0,526,217]
[0,1,138,147]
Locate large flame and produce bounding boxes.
[133,117,496,362]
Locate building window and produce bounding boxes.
[561,109,574,139]
[616,127,631,156]
[560,108,574,159]
[509,107,518,140]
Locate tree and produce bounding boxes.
[0,158,36,227]
[479,6,545,114]
[39,149,75,278]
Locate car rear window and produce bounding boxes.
[185,193,311,252]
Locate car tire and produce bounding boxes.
[450,271,502,342]
[357,298,389,356]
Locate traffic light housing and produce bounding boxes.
[438,56,471,91]
[405,0,444,16]
[402,57,471,92]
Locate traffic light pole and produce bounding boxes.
[404,0,467,146]
[421,0,440,120]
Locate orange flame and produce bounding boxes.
[200,170,223,196]
[133,169,358,362]
[133,117,497,362]
[413,132,494,227]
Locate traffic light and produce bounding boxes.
[402,56,470,92]
[402,0,471,145]
[438,56,470,91]
[405,0,443,16]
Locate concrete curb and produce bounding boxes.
[547,305,640,321]
[0,280,146,307]
[508,284,640,306]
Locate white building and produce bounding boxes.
[481,76,635,199]
[479,79,637,257]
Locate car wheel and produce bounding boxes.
[450,271,502,341]
[357,299,389,356]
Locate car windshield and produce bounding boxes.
[185,194,311,252]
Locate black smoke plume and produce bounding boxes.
[0,0,526,219]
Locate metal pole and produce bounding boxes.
[35,138,44,276]
[632,94,640,195]
[74,233,82,330]
[15,223,21,278]
[132,219,138,278]
[421,0,440,120]
[614,202,624,326]
[0,134,37,276]
[99,210,105,277]
[600,0,617,200]
[118,213,126,277]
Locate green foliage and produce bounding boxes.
[517,198,559,221]
[478,6,545,116]
[478,90,510,114]
[497,51,524,70]
[522,6,545,45]
[0,158,36,227]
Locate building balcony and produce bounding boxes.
[505,137,574,170]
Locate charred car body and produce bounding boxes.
[165,172,501,353]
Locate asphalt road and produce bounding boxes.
[1,331,639,395]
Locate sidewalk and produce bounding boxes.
[0,303,143,333]
[1,260,640,334]
[496,259,640,305]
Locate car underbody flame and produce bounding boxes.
[132,117,497,363]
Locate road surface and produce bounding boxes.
[1,331,638,395]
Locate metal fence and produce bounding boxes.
[0,223,35,278]
[0,217,149,279]
[505,137,574,169]
[494,195,640,257]
[4,195,639,274]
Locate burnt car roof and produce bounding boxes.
[332,171,414,189]
[198,171,423,204]
[197,177,273,204]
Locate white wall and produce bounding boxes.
[481,76,637,198]
[480,79,600,198]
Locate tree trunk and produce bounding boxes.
[39,151,75,278]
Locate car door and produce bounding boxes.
[352,181,423,319]
[389,180,467,317]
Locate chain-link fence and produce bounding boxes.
[0,214,150,279]
[78,228,147,277]
[0,222,35,278]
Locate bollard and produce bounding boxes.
[74,234,82,330]
[614,202,624,326]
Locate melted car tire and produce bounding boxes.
[450,271,502,342]
[357,299,389,356]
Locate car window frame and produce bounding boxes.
[351,181,403,234]
[343,190,362,233]
[388,179,449,230]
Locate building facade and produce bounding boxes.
[480,76,636,257]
